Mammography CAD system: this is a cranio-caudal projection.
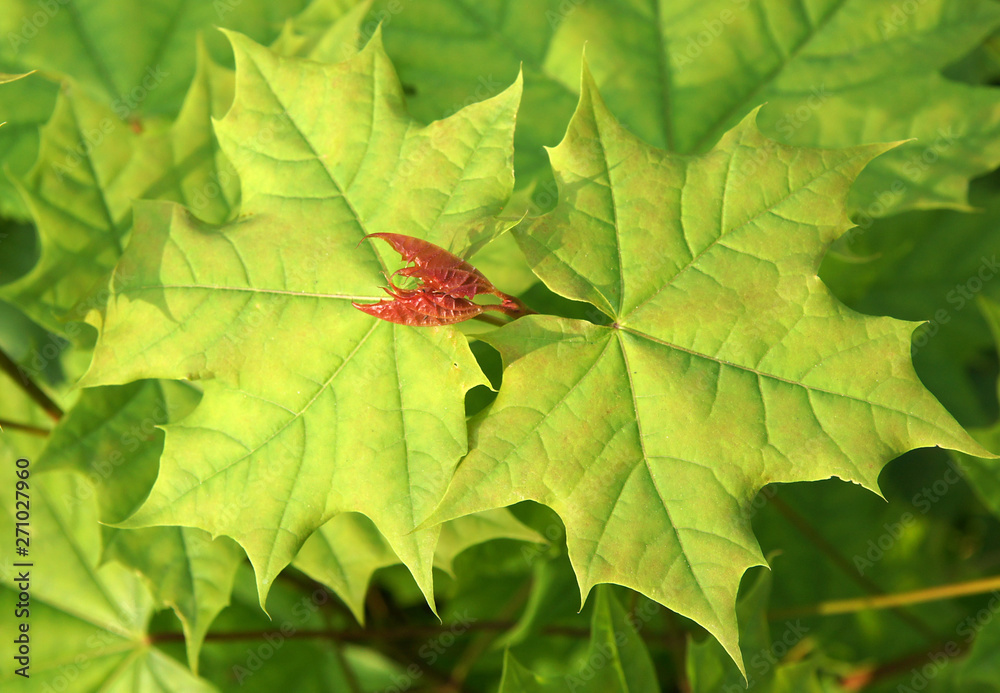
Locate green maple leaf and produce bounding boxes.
[548,0,1000,217]
[821,192,1000,426]
[379,0,579,187]
[134,39,240,226]
[32,379,244,671]
[271,0,373,63]
[499,587,658,693]
[0,0,307,220]
[81,31,521,611]
[953,296,1000,521]
[0,43,237,336]
[379,0,1000,217]
[293,508,541,622]
[0,471,217,692]
[687,568,828,692]
[0,0,311,117]
[0,82,153,335]
[423,66,991,673]
[0,72,58,219]
[106,526,245,674]
[34,380,200,523]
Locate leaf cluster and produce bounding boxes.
[3,2,1000,692]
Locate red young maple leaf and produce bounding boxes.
[353,233,531,326]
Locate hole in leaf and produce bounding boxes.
[466,339,503,417]
[520,282,612,325]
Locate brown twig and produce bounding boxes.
[0,348,63,421]
[0,418,51,436]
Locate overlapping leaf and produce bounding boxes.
[687,569,831,692]
[0,471,217,692]
[822,193,1000,426]
[0,44,238,337]
[106,526,245,673]
[0,0,309,222]
[0,82,151,335]
[30,379,244,671]
[554,0,1000,212]
[499,587,659,693]
[195,564,373,691]
[423,66,991,672]
[380,0,1000,217]
[271,0,372,63]
[954,297,1000,521]
[0,72,58,219]
[81,31,522,612]
[34,380,199,523]
[0,0,311,118]
[379,0,579,186]
[293,508,541,622]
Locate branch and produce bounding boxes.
[0,418,50,436]
[771,573,1000,620]
[0,348,63,421]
